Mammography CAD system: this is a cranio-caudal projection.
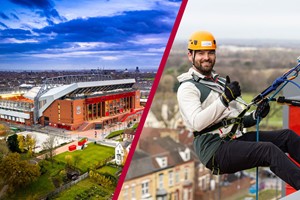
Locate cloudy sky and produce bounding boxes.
[0,0,181,71]
[176,0,300,42]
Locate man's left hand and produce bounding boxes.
[255,99,270,119]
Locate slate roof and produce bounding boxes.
[125,149,156,180]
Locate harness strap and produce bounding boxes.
[189,72,250,139]
[194,103,250,140]
[193,117,243,137]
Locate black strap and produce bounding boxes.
[227,106,250,138]
[193,117,243,137]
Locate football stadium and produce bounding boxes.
[0,74,143,131]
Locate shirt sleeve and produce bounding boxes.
[177,82,228,132]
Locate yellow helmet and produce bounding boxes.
[188,31,216,50]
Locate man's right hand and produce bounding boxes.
[221,76,241,106]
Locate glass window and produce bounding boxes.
[169,171,173,186]
[175,170,180,183]
[158,173,164,188]
[141,181,149,196]
[184,167,189,181]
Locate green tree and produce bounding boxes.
[73,154,82,168]
[26,134,36,157]
[0,153,40,192]
[17,135,25,152]
[6,134,20,152]
[0,139,9,161]
[65,155,73,168]
[17,134,36,157]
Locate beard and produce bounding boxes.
[193,60,215,76]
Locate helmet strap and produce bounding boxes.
[192,50,196,67]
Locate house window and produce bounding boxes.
[199,176,206,190]
[185,150,190,160]
[199,163,204,172]
[168,171,173,187]
[141,181,149,196]
[117,154,121,160]
[184,167,189,181]
[175,170,180,183]
[131,184,135,199]
[162,158,166,166]
[158,173,164,188]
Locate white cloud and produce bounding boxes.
[1,38,39,43]
[100,56,119,61]
[147,47,166,53]
[129,33,167,45]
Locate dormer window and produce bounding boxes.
[155,157,168,168]
[179,148,191,161]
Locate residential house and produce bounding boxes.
[119,135,195,200]
[123,128,135,141]
[139,127,216,199]
[115,140,131,165]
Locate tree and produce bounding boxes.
[0,153,40,192]
[73,154,82,168]
[6,134,20,153]
[122,149,128,166]
[0,139,9,161]
[17,135,25,152]
[26,134,36,157]
[0,124,10,136]
[17,134,37,157]
[65,155,73,168]
[42,136,57,165]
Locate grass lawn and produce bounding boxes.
[106,130,123,139]
[96,165,119,176]
[54,143,114,172]
[53,177,113,200]
[132,123,139,129]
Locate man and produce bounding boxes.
[177,30,300,190]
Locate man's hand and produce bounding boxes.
[255,98,270,119]
[221,76,241,106]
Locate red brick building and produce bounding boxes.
[0,78,143,130]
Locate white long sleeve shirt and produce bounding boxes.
[177,68,244,138]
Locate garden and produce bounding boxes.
[2,143,119,200]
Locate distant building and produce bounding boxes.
[123,129,135,141]
[0,76,144,130]
[0,95,34,125]
[115,140,131,165]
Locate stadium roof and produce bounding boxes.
[37,79,136,117]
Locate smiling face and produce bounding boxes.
[188,50,216,76]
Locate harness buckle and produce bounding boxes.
[221,119,229,128]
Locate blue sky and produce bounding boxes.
[0,0,181,71]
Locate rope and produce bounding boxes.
[255,116,261,200]
[250,60,300,200]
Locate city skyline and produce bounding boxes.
[0,0,181,70]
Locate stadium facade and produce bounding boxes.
[0,75,143,131]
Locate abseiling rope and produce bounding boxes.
[252,58,300,200]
